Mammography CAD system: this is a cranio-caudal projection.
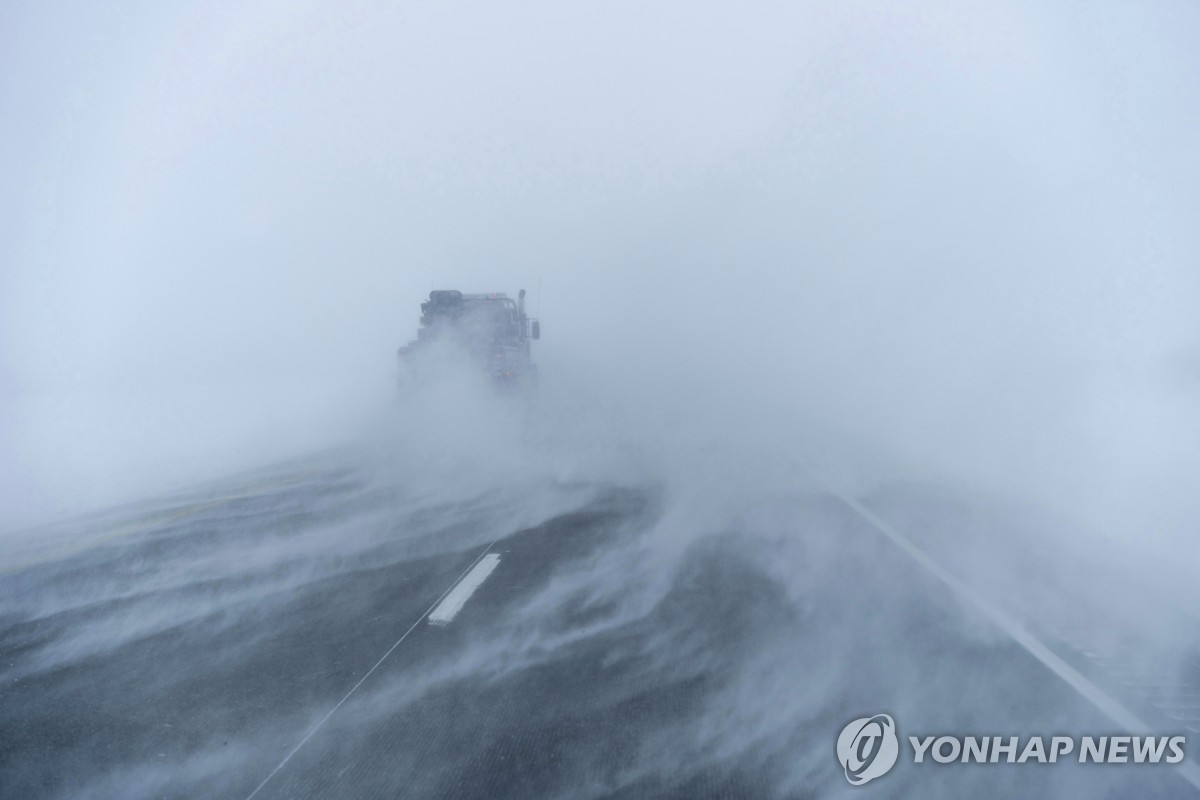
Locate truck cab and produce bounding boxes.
[398,289,540,387]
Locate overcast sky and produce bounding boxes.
[2,0,1198,532]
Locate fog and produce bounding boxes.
[3,0,1197,535]
[2,1,1199,796]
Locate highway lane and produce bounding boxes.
[1,456,1197,799]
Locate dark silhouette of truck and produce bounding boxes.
[397,289,540,387]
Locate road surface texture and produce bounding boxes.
[2,442,1198,799]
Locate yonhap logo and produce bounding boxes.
[834,713,1188,787]
[837,714,899,785]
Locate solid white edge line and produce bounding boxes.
[244,541,501,800]
[813,474,1200,792]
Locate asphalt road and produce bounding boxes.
[1,452,1197,799]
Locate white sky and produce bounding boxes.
[2,0,1198,529]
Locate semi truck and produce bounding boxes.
[397,289,540,388]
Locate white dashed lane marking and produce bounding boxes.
[245,543,502,800]
[428,554,501,626]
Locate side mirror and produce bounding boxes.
[531,320,541,340]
